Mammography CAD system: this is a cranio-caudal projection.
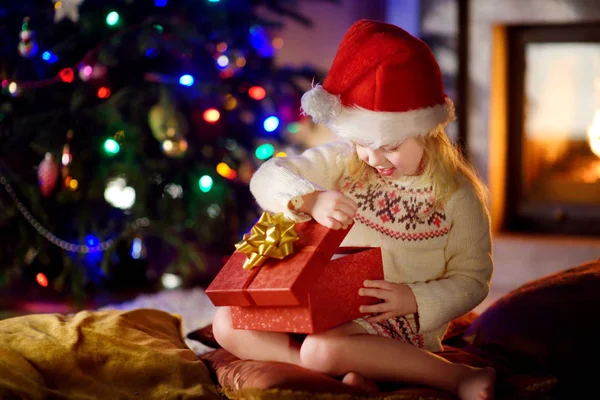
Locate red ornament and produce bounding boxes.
[38,153,59,197]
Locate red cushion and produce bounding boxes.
[441,310,479,346]
[201,349,369,396]
[200,346,496,395]
[200,345,555,398]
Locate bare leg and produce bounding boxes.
[308,321,379,393]
[213,308,494,400]
[300,330,495,400]
[212,307,303,365]
[213,309,379,394]
[341,372,379,393]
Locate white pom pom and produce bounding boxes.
[300,84,342,124]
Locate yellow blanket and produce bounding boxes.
[0,308,220,399]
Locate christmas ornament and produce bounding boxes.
[38,153,59,197]
[148,104,188,142]
[53,0,83,23]
[148,89,189,143]
[18,18,38,58]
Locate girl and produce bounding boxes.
[212,19,495,400]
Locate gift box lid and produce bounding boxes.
[206,216,355,307]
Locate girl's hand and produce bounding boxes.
[358,280,418,323]
[299,191,358,230]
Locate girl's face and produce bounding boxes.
[355,137,425,179]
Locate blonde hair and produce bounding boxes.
[346,128,488,210]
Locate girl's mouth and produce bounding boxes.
[376,167,395,176]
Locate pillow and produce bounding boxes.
[0,309,220,399]
[201,348,456,399]
[463,258,600,398]
[440,310,479,346]
[201,348,372,397]
[200,345,513,398]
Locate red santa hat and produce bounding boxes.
[301,19,454,148]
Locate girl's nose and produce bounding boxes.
[366,148,386,166]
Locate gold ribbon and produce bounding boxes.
[235,211,299,270]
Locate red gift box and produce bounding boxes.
[205,215,383,334]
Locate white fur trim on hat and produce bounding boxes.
[301,84,455,149]
[329,97,455,149]
[300,84,342,124]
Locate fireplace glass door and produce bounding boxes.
[507,24,600,236]
[523,42,600,205]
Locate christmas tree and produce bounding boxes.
[0,0,327,301]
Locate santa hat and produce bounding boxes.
[301,19,454,148]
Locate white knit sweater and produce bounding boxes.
[249,140,493,351]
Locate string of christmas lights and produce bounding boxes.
[1,173,151,253]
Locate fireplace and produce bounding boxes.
[504,23,600,236]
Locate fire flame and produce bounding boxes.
[587,110,600,158]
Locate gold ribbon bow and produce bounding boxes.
[235,211,299,270]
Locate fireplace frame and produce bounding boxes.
[505,22,600,236]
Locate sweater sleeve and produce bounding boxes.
[249,140,353,221]
[405,184,493,333]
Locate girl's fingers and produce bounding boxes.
[359,288,391,300]
[359,302,389,314]
[340,196,359,213]
[330,210,353,226]
[325,217,342,230]
[366,312,396,323]
[334,202,357,220]
[363,280,393,290]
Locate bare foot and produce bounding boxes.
[342,372,379,394]
[457,367,496,400]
